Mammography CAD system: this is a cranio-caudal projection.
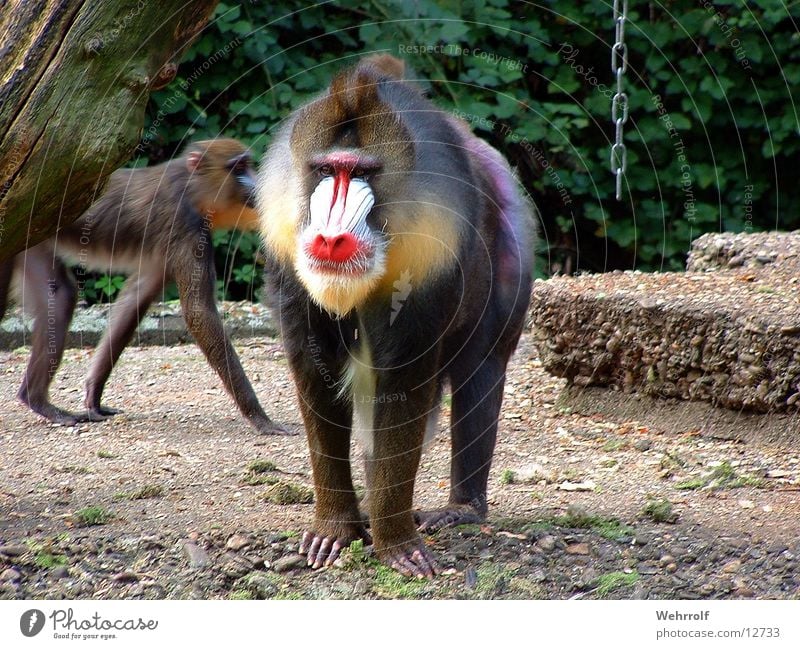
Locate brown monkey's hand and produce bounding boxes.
[415,504,484,533]
[299,520,371,569]
[250,416,297,436]
[376,538,441,579]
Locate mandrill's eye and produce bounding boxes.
[318,164,335,177]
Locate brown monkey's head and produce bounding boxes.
[185,138,260,230]
[267,56,418,315]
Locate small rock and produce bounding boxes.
[659,554,675,566]
[732,577,755,597]
[558,480,596,492]
[51,566,70,580]
[529,568,547,583]
[351,579,370,596]
[182,541,210,568]
[112,571,139,583]
[140,535,166,550]
[244,571,279,598]
[633,439,653,452]
[226,534,250,551]
[272,554,306,573]
[0,544,28,557]
[767,542,787,554]
[0,568,21,582]
[576,567,599,588]
[566,543,590,556]
[537,535,556,552]
[464,565,478,589]
[721,559,742,574]
[666,563,678,573]
[699,582,716,595]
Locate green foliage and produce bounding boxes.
[595,570,640,597]
[118,0,798,293]
[73,506,113,527]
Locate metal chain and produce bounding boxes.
[610,0,629,201]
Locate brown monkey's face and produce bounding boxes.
[187,140,261,231]
[296,151,387,315]
[226,151,258,209]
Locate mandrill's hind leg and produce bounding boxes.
[416,353,508,532]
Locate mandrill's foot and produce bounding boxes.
[299,520,371,569]
[415,503,485,533]
[250,415,297,436]
[376,538,440,579]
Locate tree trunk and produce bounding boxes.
[0,0,220,261]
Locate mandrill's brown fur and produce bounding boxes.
[0,139,287,435]
[258,56,535,576]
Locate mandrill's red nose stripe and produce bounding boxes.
[309,232,359,263]
[330,169,352,214]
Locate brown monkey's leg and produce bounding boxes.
[83,272,165,418]
[16,248,82,424]
[367,376,441,578]
[417,354,507,532]
[0,258,14,320]
[173,253,289,435]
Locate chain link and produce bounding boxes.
[610,0,629,201]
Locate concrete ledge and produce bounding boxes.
[688,230,800,272]
[561,385,800,447]
[529,234,800,416]
[0,301,278,350]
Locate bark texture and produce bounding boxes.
[0,0,219,261]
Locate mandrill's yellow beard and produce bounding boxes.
[295,244,388,317]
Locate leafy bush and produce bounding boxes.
[82,0,797,303]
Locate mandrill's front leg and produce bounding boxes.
[299,403,371,568]
[287,332,369,568]
[365,369,442,579]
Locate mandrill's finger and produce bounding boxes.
[306,535,322,565]
[312,537,333,569]
[410,549,437,578]
[299,530,314,555]
[390,557,415,578]
[324,539,345,566]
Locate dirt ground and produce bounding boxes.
[1,333,799,599]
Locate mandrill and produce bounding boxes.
[258,55,534,577]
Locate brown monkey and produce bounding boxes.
[258,56,534,576]
[0,139,289,435]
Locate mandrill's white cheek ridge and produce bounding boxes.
[308,176,336,229]
[342,179,376,236]
[307,177,375,235]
